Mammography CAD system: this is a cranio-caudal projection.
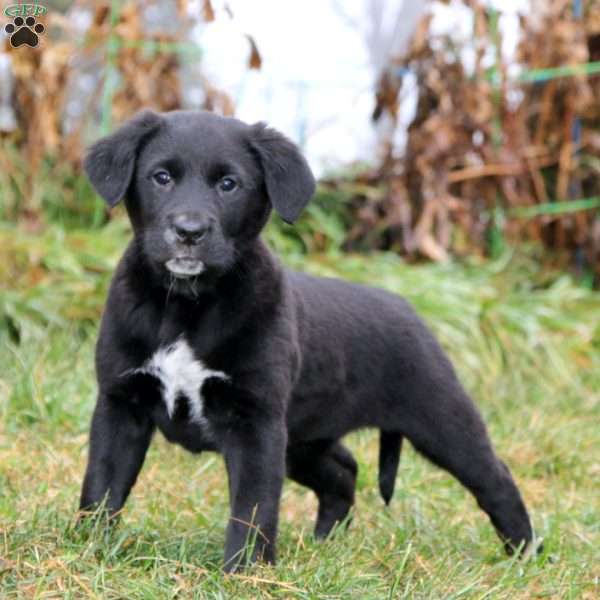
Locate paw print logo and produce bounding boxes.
[4,15,45,48]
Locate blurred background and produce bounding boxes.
[1,0,600,276]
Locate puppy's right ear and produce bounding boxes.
[84,110,162,207]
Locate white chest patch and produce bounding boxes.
[134,337,228,423]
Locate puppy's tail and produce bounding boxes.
[378,431,403,505]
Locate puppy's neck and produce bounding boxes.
[124,237,282,310]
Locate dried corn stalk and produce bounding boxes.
[345,0,600,277]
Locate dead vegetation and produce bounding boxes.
[342,0,600,278]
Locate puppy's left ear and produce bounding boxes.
[249,123,316,224]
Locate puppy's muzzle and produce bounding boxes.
[170,212,213,246]
[165,212,214,277]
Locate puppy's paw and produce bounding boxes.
[521,535,544,561]
[504,533,544,561]
[73,503,121,540]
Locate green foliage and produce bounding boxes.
[1,222,599,597]
[264,184,354,256]
[0,220,128,343]
[0,143,107,228]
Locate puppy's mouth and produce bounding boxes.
[165,257,205,278]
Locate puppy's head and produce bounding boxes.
[84,109,315,288]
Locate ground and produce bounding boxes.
[1,221,599,598]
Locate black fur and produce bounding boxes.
[379,431,403,505]
[79,109,535,571]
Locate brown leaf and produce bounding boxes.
[246,35,262,70]
[203,0,215,22]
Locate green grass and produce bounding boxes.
[1,221,599,598]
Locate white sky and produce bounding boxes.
[197,0,373,175]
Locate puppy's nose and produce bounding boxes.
[171,213,210,245]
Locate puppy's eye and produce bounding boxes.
[218,177,238,193]
[153,170,172,186]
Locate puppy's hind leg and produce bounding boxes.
[399,381,534,555]
[287,440,357,538]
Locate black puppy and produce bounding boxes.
[80,109,535,571]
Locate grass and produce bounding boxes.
[1,219,599,598]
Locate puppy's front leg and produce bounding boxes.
[222,419,286,572]
[80,393,154,516]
